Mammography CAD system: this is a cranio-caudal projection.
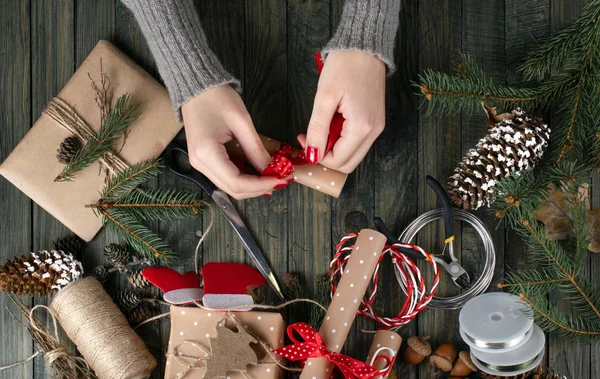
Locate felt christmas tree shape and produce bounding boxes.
[203,324,259,379]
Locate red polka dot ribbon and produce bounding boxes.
[273,322,387,379]
[261,53,344,179]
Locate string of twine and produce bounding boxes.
[43,97,129,175]
[50,277,156,379]
[0,294,94,378]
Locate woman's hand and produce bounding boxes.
[182,85,287,199]
[298,51,386,173]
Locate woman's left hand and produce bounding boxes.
[297,50,386,173]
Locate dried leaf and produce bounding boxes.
[533,184,574,240]
[588,208,600,253]
[204,323,258,379]
[534,184,599,253]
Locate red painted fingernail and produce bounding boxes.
[306,146,319,164]
[263,192,272,197]
[274,183,288,190]
[287,178,295,184]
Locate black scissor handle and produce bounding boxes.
[426,175,454,242]
[164,142,216,196]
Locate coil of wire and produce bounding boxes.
[398,208,496,310]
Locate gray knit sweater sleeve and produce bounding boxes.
[122,0,240,120]
[323,0,401,74]
[122,0,400,120]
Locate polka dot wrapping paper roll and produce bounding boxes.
[164,306,285,379]
[299,229,387,379]
[225,134,348,198]
[364,330,402,379]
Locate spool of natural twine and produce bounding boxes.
[50,277,156,379]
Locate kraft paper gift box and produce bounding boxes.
[0,40,182,241]
[165,306,285,379]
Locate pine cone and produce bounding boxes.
[448,108,550,210]
[104,243,130,270]
[127,269,150,289]
[93,265,109,283]
[116,290,142,311]
[0,250,83,296]
[53,235,85,258]
[128,304,157,326]
[56,136,82,164]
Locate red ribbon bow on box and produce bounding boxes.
[261,53,344,179]
[273,323,388,379]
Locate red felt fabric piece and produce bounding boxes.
[142,267,200,293]
[202,262,266,295]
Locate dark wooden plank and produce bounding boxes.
[243,0,288,304]
[29,1,76,378]
[504,0,552,371]
[195,0,247,270]
[548,2,591,378]
[0,1,33,378]
[286,0,332,316]
[416,1,462,377]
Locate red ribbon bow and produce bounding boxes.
[273,323,386,379]
[261,53,344,179]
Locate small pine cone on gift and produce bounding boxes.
[116,290,142,311]
[56,136,82,164]
[104,243,131,271]
[128,304,157,326]
[0,250,83,296]
[53,235,85,258]
[127,269,150,289]
[448,107,550,210]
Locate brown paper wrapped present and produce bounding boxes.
[0,40,182,241]
[166,306,285,379]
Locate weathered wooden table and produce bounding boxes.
[1,1,598,378]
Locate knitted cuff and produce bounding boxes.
[323,0,401,75]
[122,0,241,121]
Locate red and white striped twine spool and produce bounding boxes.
[329,233,440,330]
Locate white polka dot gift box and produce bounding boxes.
[165,306,285,379]
[225,134,348,198]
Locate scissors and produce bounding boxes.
[374,176,471,288]
[164,141,284,299]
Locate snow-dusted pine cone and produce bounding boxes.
[104,243,130,271]
[0,250,83,296]
[127,269,150,289]
[53,235,84,257]
[116,290,142,311]
[448,108,550,210]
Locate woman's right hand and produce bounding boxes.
[181,85,288,199]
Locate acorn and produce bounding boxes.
[429,343,457,372]
[450,351,477,376]
[403,336,432,365]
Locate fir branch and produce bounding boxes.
[520,0,600,80]
[56,93,141,182]
[415,54,540,116]
[101,208,176,265]
[89,188,206,221]
[101,159,162,201]
[518,294,600,338]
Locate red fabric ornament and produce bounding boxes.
[141,267,199,293]
[202,262,266,295]
[274,323,386,379]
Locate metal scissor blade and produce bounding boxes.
[211,190,284,299]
